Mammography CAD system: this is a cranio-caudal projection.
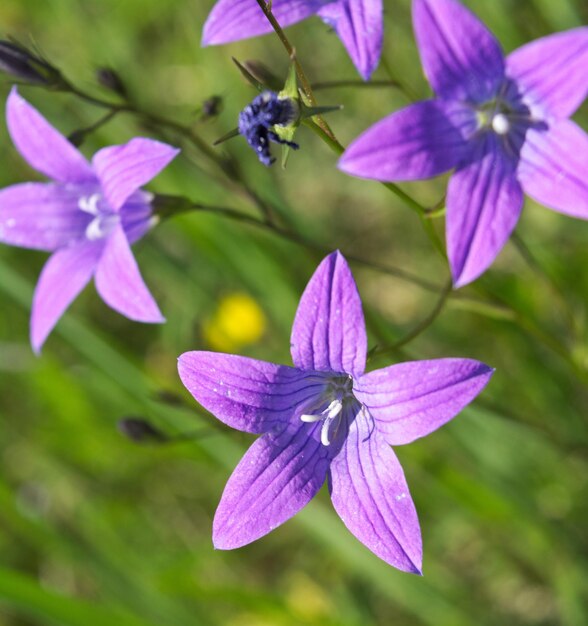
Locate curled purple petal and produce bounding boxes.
[518,120,588,220]
[355,358,494,445]
[94,225,164,323]
[290,251,367,377]
[506,27,588,120]
[412,0,504,101]
[178,352,320,434]
[202,0,321,46]
[92,138,179,212]
[447,135,523,287]
[339,100,473,181]
[318,0,383,80]
[6,87,95,184]
[328,408,422,573]
[31,241,102,352]
[0,183,88,251]
[213,421,332,549]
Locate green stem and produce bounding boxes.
[65,84,276,224]
[369,279,453,360]
[311,79,401,91]
[159,198,444,293]
[253,0,336,140]
[511,231,579,337]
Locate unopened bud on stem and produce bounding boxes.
[0,40,63,87]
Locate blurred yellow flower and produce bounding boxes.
[203,292,266,352]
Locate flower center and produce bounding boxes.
[78,193,120,240]
[299,374,355,446]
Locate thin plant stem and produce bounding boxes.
[253,0,336,140]
[172,201,443,292]
[65,83,277,224]
[311,79,401,91]
[511,231,579,337]
[368,279,453,359]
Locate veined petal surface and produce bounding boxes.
[518,120,588,220]
[92,138,179,212]
[412,0,505,101]
[178,352,321,434]
[6,88,95,183]
[213,421,332,549]
[318,0,383,80]
[328,407,422,573]
[31,241,102,352]
[339,100,472,181]
[447,134,523,287]
[290,251,367,377]
[355,359,493,445]
[202,0,325,45]
[506,27,588,119]
[94,225,164,322]
[0,183,88,251]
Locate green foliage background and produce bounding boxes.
[0,1,587,624]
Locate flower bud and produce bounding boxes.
[117,417,168,443]
[96,67,128,98]
[0,40,62,86]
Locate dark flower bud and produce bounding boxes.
[67,129,86,147]
[96,67,128,98]
[0,40,62,86]
[238,91,299,166]
[117,417,168,443]
[201,95,223,120]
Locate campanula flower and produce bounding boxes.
[0,88,179,352]
[178,251,493,571]
[238,91,299,166]
[202,0,383,81]
[339,0,588,287]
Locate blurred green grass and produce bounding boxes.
[0,1,587,625]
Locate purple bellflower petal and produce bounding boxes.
[339,100,473,181]
[202,0,383,79]
[31,241,102,353]
[355,359,494,445]
[318,0,383,80]
[447,134,524,288]
[328,407,422,573]
[94,225,164,323]
[290,250,367,377]
[0,183,89,251]
[178,252,493,570]
[202,0,323,46]
[506,28,588,120]
[213,421,332,549]
[412,0,505,102]
[178,352,321,434]
[92,138,179,212]
[6,87,95,184]
[518,120,588,220]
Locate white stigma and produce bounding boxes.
[491,113,510,135]
[78,193,101,215]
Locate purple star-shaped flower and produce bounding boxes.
[0,88,179,352]
[178,251,493,571]
[201,0,383,80]
[339,0,588,287]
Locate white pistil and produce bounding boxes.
[78,193,101,215]
[491,113,510,135]
[321,419,332,446]
[301,399,344,446]
[85,214,119,241]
